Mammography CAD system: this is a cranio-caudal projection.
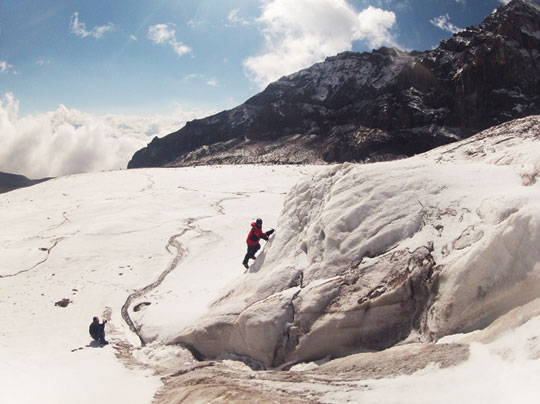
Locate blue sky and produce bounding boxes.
[0,0,511,117]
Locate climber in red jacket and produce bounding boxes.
[242,218,274,268]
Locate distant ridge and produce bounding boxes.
[0,171,52,194]
[128,0,540,169]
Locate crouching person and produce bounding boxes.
[89,316,108,345]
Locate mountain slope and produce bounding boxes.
[128,0,540,169]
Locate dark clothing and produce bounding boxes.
[242,244,260,268]
[89,321,106,343]
[244,243,261,262]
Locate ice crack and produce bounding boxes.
[0,237,63,279]
[121,223,193,345]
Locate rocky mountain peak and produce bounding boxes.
[128,0,540,169]
[496,0,540,17]
[439,0,540,52]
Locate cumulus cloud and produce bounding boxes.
[0,60,13,74]
[243,0,397,88]
[357,6,397,46]
[147,24,192,56]
[206,78,220,87]
[70,12,114,39]
[430,14,463,34]
[0,93,211,178]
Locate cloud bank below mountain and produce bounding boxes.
[0,93,210,178]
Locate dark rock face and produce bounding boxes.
[128,0,540,169]
[0,171,51,194]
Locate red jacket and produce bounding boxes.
[246,222,269,246]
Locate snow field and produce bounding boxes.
[2,116,540,403]
[0,165,319,404]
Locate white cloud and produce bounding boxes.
[243,0,397,88]
[227,9,250,27]
[0,60,13,74]
[147,24,192,56]
[70,12,114,39]
[36,59,51,66]
[499,0,511,3]
[356,6,398,46]
[430,14,463,34]
[129,35,137,41]
[0,93,211,178]
[147,23,175,43]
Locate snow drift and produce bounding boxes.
[175,116,540,367]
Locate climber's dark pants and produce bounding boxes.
[243,243,260,264]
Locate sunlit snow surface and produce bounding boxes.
[2,116,540,404]
[0,165,318,404]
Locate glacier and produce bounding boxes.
[2,116,540,403]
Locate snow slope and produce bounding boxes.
[172,115,540,367]
[3,115,540,404]
[0,165,318,404]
